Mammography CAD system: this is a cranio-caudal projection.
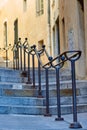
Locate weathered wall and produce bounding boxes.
[50,0,59,57]
[59,0,86,78]
[84,0,87,75]
[0,0,48,67]
[0,0,48,45]
[0,0,87,78]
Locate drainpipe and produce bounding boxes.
[47,0,51,55]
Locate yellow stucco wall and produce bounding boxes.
[0,0,87,78]
[59,0,87,78]
[0,0,48,45]
[0,0,48,67]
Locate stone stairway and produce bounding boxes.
[0,68,87,115]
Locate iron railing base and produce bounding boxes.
[69,122,82,129]
[55,117,64,121]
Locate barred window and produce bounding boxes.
[36,0,44,16]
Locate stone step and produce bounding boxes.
[0,103,87,115]
[0,86,87,98]
[0,79,86,89]
[34,74,71,83]
[0,80,87,97]
[0,68,21,76]
[0,68,71,83]
[30,68,71,76]
[30,68,71,82]
[50,104,87,115]
[0,82,32,89]
[0,96,44,106]
[0,95,87,106]
[38,80,87,89]
[0,67,86,116]
[0,88,38,97]
[0,74,71,83]
[0,68,70,76]
[0,68,27,83]
[0,76,27,83]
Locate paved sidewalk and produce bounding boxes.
[0,113,87,130]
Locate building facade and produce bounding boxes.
[58,0,87,78]
[0,0,49,67]
[0,0,87,78]
[50,0,59,58]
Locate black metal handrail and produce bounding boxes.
[12,38,22,70]
[11,38,82,128]
[31,46,82,128]
[46,50,82,128]
[31,44,52,116]
[30,45,45,96]
[42,50,81,68]
[41,50,82,123]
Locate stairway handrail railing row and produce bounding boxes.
[0,38,82,128]
[30,42,82,128]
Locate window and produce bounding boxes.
[62,18,66,50]
[14,19,18,43]
[3,21,7,47]
[77,0,84,11]
[14,19,19,59]
[36,0,44,16]
[38,40,44,50]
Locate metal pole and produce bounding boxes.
[17,46,19,69]
[55,66,64,121]
[6,49,8,67]
[38,54,42,97]
[16,53,17,70]
[16,46,18,69]
[69,61,82,128]
[24,47,26,71]
[44,68,51,116]
[32,54,35,88]
[27,53,32,84]
[13,51,15,69]
[20,46,22,70]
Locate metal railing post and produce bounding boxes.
[61,50,82,128]
[55,66,64,121]
[23,46,26,71]
[44,68,51,116]
[38,53,42,97]
[17,45,19,69]
[32,54,35,87]
[20,45,22,70]
[69,60,82,128]
[31,45,52,115]
[6,49,8,67]
[26,52,32,84]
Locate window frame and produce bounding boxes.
[36,0,44,16]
